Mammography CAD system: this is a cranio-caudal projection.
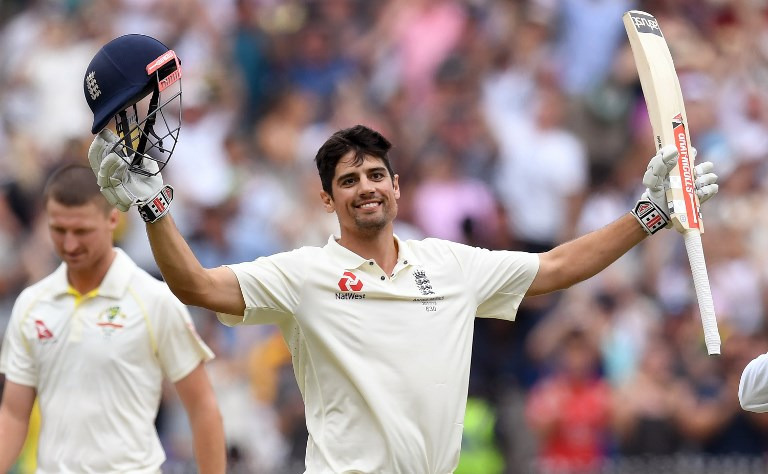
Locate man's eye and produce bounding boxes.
[371,173,384,180]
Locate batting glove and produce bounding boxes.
[632,145,719,234]
[88,129,174,223]
[693,160,719,205]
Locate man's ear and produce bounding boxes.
[320,191,335,213]
[108,208,120,231]
[393,174,400,200]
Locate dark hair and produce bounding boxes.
[314,125,395,196]
[44,164,113,212]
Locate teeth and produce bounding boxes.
[360,202,379,208]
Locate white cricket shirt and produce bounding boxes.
[0,248,214,474]
[739,352,768,412]
[219,235,539,474]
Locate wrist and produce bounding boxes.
[138,185,174,223]
[631,197,669,235]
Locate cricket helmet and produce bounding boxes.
[84,34,182,176]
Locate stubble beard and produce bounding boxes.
[352,201,396,233]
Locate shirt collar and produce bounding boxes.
[49,248,136,300]
[324,234,421,270]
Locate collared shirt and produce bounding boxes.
[219,235,539,474]
[0,248,213,474]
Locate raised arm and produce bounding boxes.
[527,146,719,296]
[0,381,35,472]
[145,215,245,315]
[527,214,645,296]
[88,130,245,316]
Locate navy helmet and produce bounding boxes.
[84,34,182,176]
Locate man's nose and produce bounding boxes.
[358,176,375,194]
[62,233,79,252]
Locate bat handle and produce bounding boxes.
[683,229,721,355]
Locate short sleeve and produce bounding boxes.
[0,294,38,387]
[216,249,308,327]
[154,294,214,383]
[739,353,768,413]
[445,242,539,320]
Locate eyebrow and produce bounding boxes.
[335,166,388,184]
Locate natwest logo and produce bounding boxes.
[338,271,363,292]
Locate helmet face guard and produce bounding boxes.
[113,50,182,177]
[84,35,183,177]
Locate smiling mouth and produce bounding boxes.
[356,201,381,209]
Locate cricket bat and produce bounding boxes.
[623,10,721,355]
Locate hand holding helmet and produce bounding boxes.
[88,129,173,222]
[83,34,182,222]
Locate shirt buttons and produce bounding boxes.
[404,260,408,264]
[369,261,374,266]
[380,276,385,281]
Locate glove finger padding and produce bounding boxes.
[88,129,121,171]
[642,145,678,191]
[97,153,126,188]
[97,152,140,210]
[101,186,131,212]
[140,156,160,175]
[632,145,678,235]
[642,145,678,212]
[694,161,719,204]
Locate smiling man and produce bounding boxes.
[0,165,225,473]
[88,123,719,474]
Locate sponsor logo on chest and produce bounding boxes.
[34,319,56,343]
[336,271,366,300]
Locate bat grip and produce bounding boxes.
[683,229,721,355]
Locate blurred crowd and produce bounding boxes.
[2,0,768,472]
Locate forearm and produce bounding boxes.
[145,214,209,305]
[554,213,646,283]
[0,409,29,472]
[188,404,226,473]
[532,214,647,295]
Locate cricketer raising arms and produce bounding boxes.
[83,34,719,474]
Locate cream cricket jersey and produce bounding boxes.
[739,353,768,412]
[0,248,214,474]
[219,235,539,474]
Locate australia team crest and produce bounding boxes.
[96,306,126,337]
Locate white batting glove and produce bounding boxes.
[693,160,719,205]
[88,129,173,222]
[632,145,719,234]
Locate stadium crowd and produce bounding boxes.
[2,0,768,472]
